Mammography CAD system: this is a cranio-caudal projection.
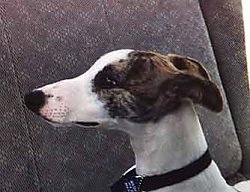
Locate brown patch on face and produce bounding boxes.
[93,51,223,123]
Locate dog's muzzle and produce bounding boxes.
[24,90,46,114]
[24,90,101,127]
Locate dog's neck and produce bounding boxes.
[129,101,207,176]
[128,101,235,192]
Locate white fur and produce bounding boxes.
[235,181,250,191]
[34,49,249,191]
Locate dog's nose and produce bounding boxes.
[24,90,46,114]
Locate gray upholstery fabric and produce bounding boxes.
[200,0,250,176]
[0,0,245,191]
[0,10,40,192]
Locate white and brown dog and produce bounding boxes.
[24,49,249,192]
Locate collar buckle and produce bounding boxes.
[110,175,144,192]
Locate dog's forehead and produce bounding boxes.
[85,49,134,78]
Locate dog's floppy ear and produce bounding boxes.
[166,54,223,112]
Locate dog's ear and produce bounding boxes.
[167,54,210,79]
[166,54,223,112]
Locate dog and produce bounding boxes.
[24,49,249,191]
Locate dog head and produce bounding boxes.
[24,49,223,128]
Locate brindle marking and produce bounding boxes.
[93,51,223,123]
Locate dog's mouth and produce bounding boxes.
[73,121,100,127]
[42,116,100,127]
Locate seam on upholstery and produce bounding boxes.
[197,0,237,126]
[197,0,237,127]
[0,3,42,192]
[100,0,115,49]
[197,0,244,171]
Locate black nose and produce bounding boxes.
[24,90,46,114]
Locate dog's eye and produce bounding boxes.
[94,67,120,89]
[106,77,117,85]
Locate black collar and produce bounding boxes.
[111,149,212,192]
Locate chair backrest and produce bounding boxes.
[200,0,250,175]
[0,0,244,191]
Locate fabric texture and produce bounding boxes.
[0,0,246,191]
[200,0,250,176]
[0,4,42,192]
